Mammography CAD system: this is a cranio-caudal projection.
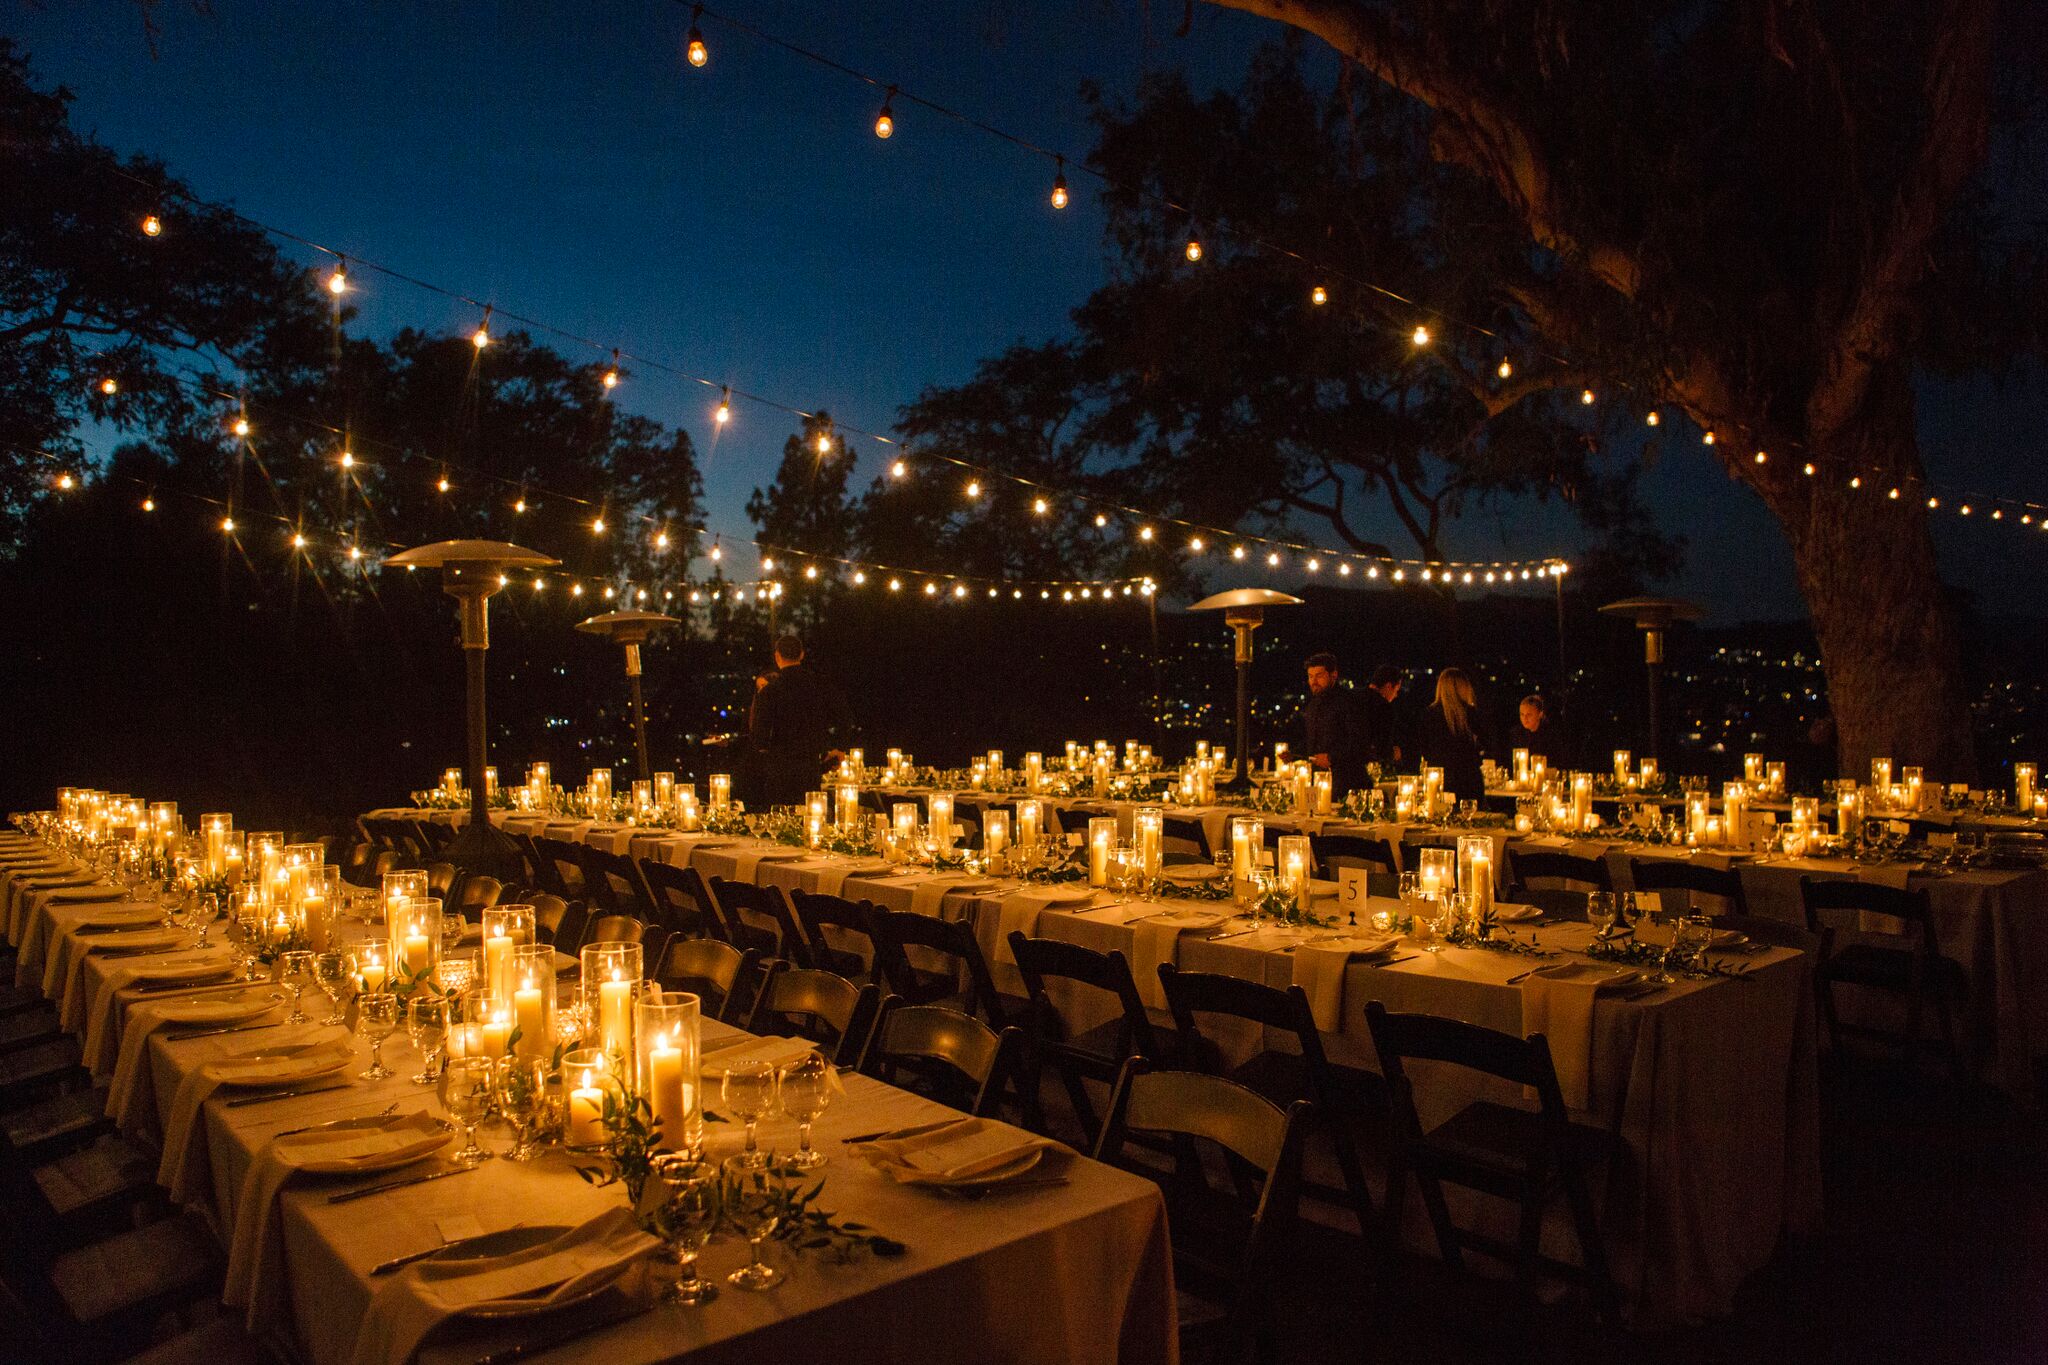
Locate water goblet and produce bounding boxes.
[649,1154,721,1305]
[1587,892,1618,940]
[778,1051,833,1170]
[279,950,317,1024]
[312,952,349,1025]
[406,997,449,1085]
[721,1152,787,1291]
[494,1055,549,1161]
[438,1055,497,1165]
[357,991,400,1080]
[720,1059,778,1155]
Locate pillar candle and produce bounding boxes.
[1134,808,1163,883]
[1089,817,1117,887]
[836,784,859,831]
[599,971,632,1056]
[1744,753,1765,784]
[1024,752,1043,792]
[1613,751,1632,785]
[513,985,546,1057]
[485,933,514,1003]
[302,895,328,952]
[709,774,732,813]
[479,1011,511,1057]
[2016,763,2036,812]
[1838,789,1862,837]
[1015,799,1042,851]
[983,810,1010,866]
[567,1071,606,1146]
[647,1037,690,1148]
[928,794,955,847]
[1469,849,1493,922]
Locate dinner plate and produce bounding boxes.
[287,1112,454,1175]
[915,1146,1044,1188]
[215,1047,354,1089]
[434,1227,639,1319]
[156,991,281,1026]
[1529,962,1641,988]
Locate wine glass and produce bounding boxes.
[1587,892,1618,941]
[439,1055,496,1165]
[357,991,400,1080]
[440,912,468,958]
[280,950,317,1024]
[721,1060,778,1155]
[721,1152,786,1291]
[312,952,349,1025]
[779,1051,833,1170]
[1616,891,1644,939]
[407,997,448,1085]
[649,1154,721,1305]
[494,1055,548,1161]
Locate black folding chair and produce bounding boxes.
[862,1000,1022,1117]
[1007,932,1175,1147]
[1800,876,1964,1072]
[746,964,879,1068]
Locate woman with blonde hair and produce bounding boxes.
[1417,666,1488,806]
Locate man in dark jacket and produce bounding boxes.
[748,634,856,808]
[1362,665,1409,769]
[1297,652,1370,798]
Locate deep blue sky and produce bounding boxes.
[17,0,2045,623]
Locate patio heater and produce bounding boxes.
[1598,596,1704,764]
[1190,587,1304,787]
[575,609,680,778]
[386,539,558,879]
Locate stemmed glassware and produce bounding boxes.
[407,997,448,1085]
[279,950,316,1024]
[649,1154,721,1305]
[312,952,349,1026]
[494,1055,548,1161]
[720,1060,778,1155]
[439,1055,496,1166]
[721,1153,786,1291]
[1587,892,1618,940]
[779,1052,833,1169]
[357,992,399,1080]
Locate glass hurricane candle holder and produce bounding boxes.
[509,944,555,1058]
[582,942,645,1061]
[637,995,703,1154]
[982,809,1010,869]
[836,783,859,831]
[389,896,443,988]
[708,774,732,814]
[1015,798,1044,853]
[1275,834,1313,904]
[1134,807,1164,888]
[382,870,428,927]
[1416,846,1455,905]
[562,1047,618,1150]
[481,904,536,1005]
[1230,816,1264,901]
[1088,816,1118,887]
[927,793,956,849]
[2016,763,2037,811]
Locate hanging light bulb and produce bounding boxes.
[1032,496,1049,515]
[1266,551,1281,567]
[761,556,776,573]
[1496,359,1513,379]
[573,582,585,597]
[98,377,118,395]
[1646,410,1661,426]
[1188,536,1204,552]
[514,496,528,513]
[1138,526,1154,542]
[602,350,620,390]
[1580,389,1596,405]
[141,496,154,511]
[349,545,363,562]
[437,473,451,492]
[1232,545,1246,561]
[875,87,897,139]
[472,307,492,349]
[338,449,354,469]
[816,430,832,455]
[140,213,163,237]
[1411,324,1432,346]
[1093,513,1107,528]
[965,480,981,499]
[1340,563,1353,576]
[686,6,708,66]
[1185,232,1203,263]
[54,472,74,491]
[1310,285,1328,306]
[1305,557,1320,572]
[1754,450,1768,464]
[715,387,732,424]
[1702,431,1716,446]
[923,582,938,596]
[953,584,967,599]
[603,585,615,600]
[1050,157,1069,210]
[232,415,251,438]
[220,515,235,533]
[804,564,818,579]
[326,259,348,295]
[592,515,607,533]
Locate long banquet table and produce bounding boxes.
[375,804,1826,1329]
[0,831,1177,1365]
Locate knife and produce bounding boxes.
[470,1298,656,1365]
[167,1019,286,1042]
[130,975,242,995]
[329,1163,478,1204]
[839,1117,965,1145]
[371,1226,514,1275]
[224,1081,353,1108]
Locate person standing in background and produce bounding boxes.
[1509,693,1561,765]
[1416,667,1489,806]
[1363,665,1409,768]
[748,634,855,808]
[1297,652,1370,797]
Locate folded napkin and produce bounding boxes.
[908,876,1001,920]
[73,906,165,930]
[158,1031,354,1202]
[699,1035,842,1094]
[810,859,894,898]
[1291,935,1399,1032]
[1520,965,1640,1110]
[723,846,806,881]
[855,1115,1059,1186]
[1159,864,1224,886]
[990,886,1095,968]
[86,928,187,955]
[1491,903,1544,924]
[107,987,283,1129]
[347,1207,657,1365]
[1130,911,1230,1009]
[227,1111,452,1335]
[74,946,226,1043]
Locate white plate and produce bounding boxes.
[287,1112,454,1175]
[437,1227,638,1320]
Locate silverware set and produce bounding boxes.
[224,1081,352,1108]
[329,1163,478,1204]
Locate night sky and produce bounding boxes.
[17,0,2046,624]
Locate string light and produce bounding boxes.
[54,472,73,491]
[339,449,354,469]
[592,515,607,533]
[1305,557,1320,572]
[1185,232,1203,263]
[1803,463,1816,476]
[140,213,162,237]
[709,541,723,561]
[232,415,251,438]
[760,556,775,572]
[655,530,670,550]
[1050,157,1069,210]
[1310,285,1328,306]
[890,459,907,479]
[923,581,938,596]
[804,564,818,579]
[686,5,708,66]
[1232,545,1246,561]
[472,307,492,350]
[1702,432,1716,446]
[1032,496,1048,515]
[1338,562,1352,576]
[1093,513,1107,528]
[1496,358,1512,379]
[141,496,154,511]
[602,350,620,390]
[291,532,306,548]
[326,259,348,295]
[1580,389,1596,405]
[1645,411,1660,426]
[1266,551,1281,567]
[572,582,584,597]
[349,545,363,562]
[953,583,967,599]
[965,479,981,499]
[221,516,235,533]
[1188,536,1204,552]
[98,377,118,395]
[604,586,616,600]
[1137,525,1153,542]
[1849,477,1862,489]
[514,496,528,513]
[1754,450,1768,465]
[874,87,896,139]
[715,388,732,424]
[437,472,451,492]
[853,571,867,585]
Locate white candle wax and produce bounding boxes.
[513,986,546,1056]
[485,934,513,1002]
[567,1073,606,1146]
[599,973,632,1055]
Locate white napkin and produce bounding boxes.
[907,876,1001,920]
[989,886,1094,967]
[226,1111,452,1335]
[347,1208,656,1365]
[157,1031,353,1202]
[809,859,893,899]
[699,1035,842,1094]
[1130,911,1229,1008]
[1291,935,1398,1032]
[1491,903,1544,923]
[1520,965,1639,1110]
[75,947,227,1048]
[855,1115,1058,1185]
[106,988,283,1126]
